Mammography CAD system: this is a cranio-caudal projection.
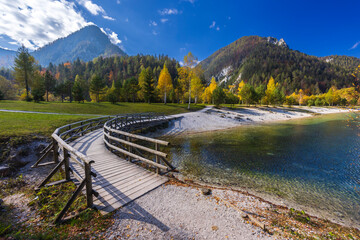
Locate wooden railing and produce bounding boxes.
[33,116,111,223]
[103,113,175,174]
[34,113,174,223]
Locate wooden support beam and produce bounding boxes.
[36,158,65,190]
[54,179,86,224]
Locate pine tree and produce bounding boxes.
[44,70,56,102]
[143,67,155,103]
[72,75,85,103]
[14,45,35,100]
[31,71,45,102]
[157,64,173,104]
[89,74,106,103]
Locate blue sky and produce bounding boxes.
[1,0,360,62]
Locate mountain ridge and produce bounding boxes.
[0,25,126,68]
[198,36,359,94]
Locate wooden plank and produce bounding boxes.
[96,177,167,213]
[91,166,146,184]
[92,171,147,190]
[94,172,156,195]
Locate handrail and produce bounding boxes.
[34,115,111,224]
[35,112,174,223]
[103,113,175,173]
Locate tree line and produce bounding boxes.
[1,46,360,108]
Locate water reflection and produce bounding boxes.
[166,113,360,222]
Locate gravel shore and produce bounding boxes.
[102,184,275,240]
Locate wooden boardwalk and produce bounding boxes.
[69,129,168,214]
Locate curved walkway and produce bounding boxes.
[69,129,168,214]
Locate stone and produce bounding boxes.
[200,188,212,196]
[0,165,11,177]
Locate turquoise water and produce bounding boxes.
[165,113,360,222]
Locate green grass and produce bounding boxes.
[0,101,205,138]
[0,112,90,137]
[0,100,205,115]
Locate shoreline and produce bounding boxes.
[154,105,353,137]
[152,106,360,230]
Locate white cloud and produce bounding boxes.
[116,0,120,4]
[100,27,121,45]
[124,36,128,41]
[209,21,216,28]
[152,30,158,36]
[216,26,220,31]
[77,0,105,15]
[108,31,121,45]
[160,18,168,23]
[103,15,115,21]
[125,18,129,22]
[0,0,92,50]
[149,20,158,26]
[350,41,360,50]
[159,8,179,15]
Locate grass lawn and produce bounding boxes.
[0,112,90,138]
[0,100,205,115]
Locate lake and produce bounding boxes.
[165,113,360,224]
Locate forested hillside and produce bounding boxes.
[199,36,357,94]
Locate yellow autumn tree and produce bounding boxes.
[263,76,276,105]
[298,89,304,106]
[157,64,173,104]
[237,80,245,103]
[191,75,203,104]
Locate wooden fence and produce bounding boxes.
[103,113,175,175]
[34,113,174,223]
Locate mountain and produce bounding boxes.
[319,55,360,70]
[198,36,356,94]
[0,48,16,68]
[0,25,126,68]
[32,25,126,66]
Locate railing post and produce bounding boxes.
[127,136,132,162]
[155,143,159,174]
[63,148,71,181]
[84,162,93,208]
[80,122,84,136]
[52,138,59,163]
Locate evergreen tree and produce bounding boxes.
[143,67,155,103]
[89,74,106,103]
[31,72,45,102]
[72,75,85,102]
[212,86,226,106]
[13,45,35,100]
[239,83,256,106]
[107,80,118,104]
[44,70,56,102]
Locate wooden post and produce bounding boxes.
[84,162,93,208]
[80,122,83,136]
[64,148,71,181]
[52,138,59,163]
[155,143,159,174]
[127,136,132,162]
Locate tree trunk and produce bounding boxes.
[164,91,167,104]
[188,81,191,110]
[46,91,49,102]
[24,68,29,98]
